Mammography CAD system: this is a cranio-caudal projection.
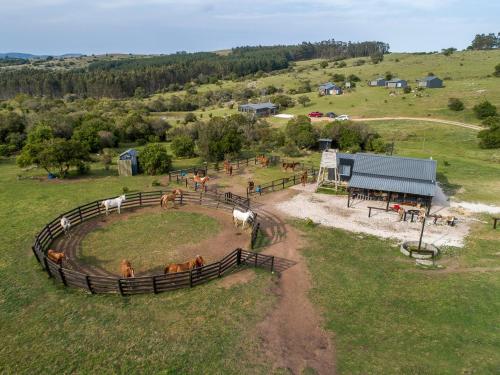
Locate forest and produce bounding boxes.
[0,40,389,99]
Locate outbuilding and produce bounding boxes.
[417,76,443,88]
[118,149,139,176]
[238,102,277,117]
[318,82,343,96]
[368,77,386,87]
[385,78,407,88]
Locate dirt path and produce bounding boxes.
[310,115,482,131]
[252,190,336,374]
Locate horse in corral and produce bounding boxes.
[193,174,210,189]
[60,216,71,237]
[47,249,66,264]
[247,180,255,192]
[232,208,256,229]
[282,162,300,171]
[164,255,205,274]
[300,170,308,186]
[120,259,135,278]
[101,195,126,215]
[258,155,270,168]
[160,189,183,209]
[224,160,231,175]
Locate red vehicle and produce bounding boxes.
[308,111,323,118]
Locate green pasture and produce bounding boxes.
[296,219,500,374]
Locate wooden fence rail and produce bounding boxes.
[247,167,317,197]
[32,190,273,296]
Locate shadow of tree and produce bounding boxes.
[436,172,462,197]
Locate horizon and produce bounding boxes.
[1,0,498,56]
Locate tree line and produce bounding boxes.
[0,39,389,99]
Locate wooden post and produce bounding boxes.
[117,279,124,295]
[86,275,94,294]
[58,267,67,286]
[96,201,101,215]
[427,197,432,215]
[78,207,83,223]
[199,192,202,205]
[271,256,275,273]
[272,181,275,191]
[189,269,193,287]
[386,192,392,210]
[293,175,296,185]
[236,249,241,266]
[46,225,54,241]
[218,262,222,277]
[418,217,426,250]
[152,276,158,294]
[347,188,351,208]
[169,172,172,182]
[282,179,285,189]
[32,246,41,263]
[368,207,372,217]
[43,257,52,277]
[254,253,258,268]
[139,192,142,206]
[494,218,499,229]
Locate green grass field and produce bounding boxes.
[81,210,221,275]
[296,220,500,374]
[0,159,277,374]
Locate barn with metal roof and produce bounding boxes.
[238,102,277,117]
[317,150,437,211]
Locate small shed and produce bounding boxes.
[385,78,407,88]
[369,77,386,87]
[238,102,277,117]
[417,76,443,88]
[319,82,343,96]
[118,149,138,176]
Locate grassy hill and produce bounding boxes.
[152,50,500,125]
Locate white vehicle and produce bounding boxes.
[335,114,350,121]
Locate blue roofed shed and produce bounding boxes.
[319,82,343,95]
[417,76,443,88]
[118,148,139,176]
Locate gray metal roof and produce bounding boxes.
[319,82,336,90]
[119,148,138,158]
[239,102,276,110]
[346,153,437,196]
[336,152,356,160]
[418,76,441,82]
[386,78,406,83]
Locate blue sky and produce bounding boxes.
[0,0,498,55]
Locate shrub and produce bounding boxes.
[319,61,328,69]
[171,135,196,158]
[473,100,497,119]
[151,179,162,187]
[477,116,500,149]
[139,144,172,175]
[337,61,347,68]
[184,112,197,123]
[494,63,500,77]
[448,98,464,111]
[403,86,412,94]
[332,73,345,83]
[281,141,301,157]
[122,186,129,194]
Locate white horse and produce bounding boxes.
[101,195,126,215]
[232,208,255,229]
[60,216,71,237]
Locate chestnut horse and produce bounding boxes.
[282,162,300,171]
[120,259,135,278]
[300,170,308,186]
[164,255,205,274]
[47,249,66,264]
[160,189,183,209]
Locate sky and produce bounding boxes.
[0,0,498,55]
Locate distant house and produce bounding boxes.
[238,102,277,117]
[318,138,332,151]
[319,82,343,96]
[118,149,139,176]
[368,77,386,87]
[417,76,443,88]
[385,78,407,88]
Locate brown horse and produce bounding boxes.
[193,174,210,188]
[282,162,300,171]
[300,170,308,186]
[164,255,205,274]
[160,189,183,209]
[120,259,135,278]
[47,249,65,264]
[257,155,270,167]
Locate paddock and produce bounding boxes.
[31,191,276,295]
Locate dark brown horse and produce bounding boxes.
[282,162,300,171]
[164,255,205,274]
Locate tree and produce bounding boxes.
[285,115,317,149]
[184,113,197,123]
[477,116,500,149]
[297,95,311,107]
[370,52,384,64]
[270,94,294,108]
[473,100,497,119]
[139,144,172,175]
[469,33,499,50]
[197,116,243,161]
[347,74,361,82]
[441,47,457,56]
[332,73,345,83]
[17,138,90,177]
[319,60,328,69]
[385,71,393,81]
[171,135,196,157]
[448,98,464,111]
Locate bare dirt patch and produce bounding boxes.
[217,268,256,289]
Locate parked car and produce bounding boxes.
[335,114,350,121]
[325,112,337,118]
[308,111,324,118]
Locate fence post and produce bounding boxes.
[86,275,94,294]
[218,262,222,277]
[32,246,41,263]
[117,279,124,296]
[58,266,67,286]
[271,256,275,273]
[139,192,142,206]
[293,175,296,185]
[152,276,158,294]
[78,207,83,223]
[236,248,241,266]
[43,257,52,277]
[282,179,285,189]
[46,225,54,241]
[96,201,101,215]
[199,192,203,205]
[169,172,172,182]
[272,181,275,191]
[189,269,193,287]
[254,253,258,268]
